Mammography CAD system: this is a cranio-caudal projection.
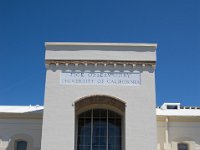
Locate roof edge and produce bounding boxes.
[45,42,157,47]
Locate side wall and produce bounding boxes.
[0,117,42,150]
[157,120,200,150]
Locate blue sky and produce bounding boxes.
[0,0,199,106]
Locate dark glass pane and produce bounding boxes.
[93,126,100,136]
[77,146,84,150]
[108,114,121,150]
[108,126,115,137]
[93,109,101,118]
[99,137,106,145]
[92,136,99,146]
[109,137,121,147]
[167,105,178,109]
[108,111,121,118]
[79,110,92,118]
[108,145,121,150]
[99,127,106,137]
[115,113,121,118]
[77,109,121,150]
[100,110,107,118]
[84,127,91,135]
[85,119,91,128]
[78,112,91,148]
[115,137,121,145]
[178,143,188,150]
[108,111,115,118]
[93,118,100,127]
[78,127,84,136]
[85,110,92,118]
[85,146,91,150]
[79,119,84,126]
[108,137,113,146]
[108,118,115,125]
[115,126,121,136]
[115,119,121,127]
[78,136,84,145]
[16,141,27,150]
[108,145,116,150]
[84,136,91,145]
[92,146,99,150]
[79,113,85,118]
[99,146,106,150]
[100,119,107,127]
[115,146,121,150]
[108,118,121,137]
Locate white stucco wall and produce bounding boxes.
[0,115,200,150]
[45,42,156,61]
[0,117,42,150]
[157,118,200,150]
[41,43,157,150]
[169,121,200,150]
[157,121,166,150]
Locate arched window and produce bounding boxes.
[77,109,121,150]
[178,143,188,150]
[14,140,27,150]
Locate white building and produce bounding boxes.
[0,42,199,150]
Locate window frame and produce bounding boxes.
[75,108,125,150]
[75,95,126,150]
[14,140,28,150]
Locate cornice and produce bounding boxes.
[45,42,157,48]
[45,60,156,68]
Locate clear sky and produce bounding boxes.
[0,0,199,106]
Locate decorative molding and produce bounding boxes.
[45,60,156,68]
[75,95,126,112]
[45,42,157,47]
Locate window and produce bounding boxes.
[178,143,188,150]
[167,105,178,109]
[77,109,122,150]
[15,140,27,150]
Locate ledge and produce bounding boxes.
[45,42,157,47]
[45,60,155,65]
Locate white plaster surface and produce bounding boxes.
[0,106,43,113]
[45,42,156,61]
[157,120,200,150]
[0,118,42,150]
[156,109,200,116]
[42,43,157,150]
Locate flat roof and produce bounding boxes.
[156,108,200,117]
[0,105,199,117]
[0,105,43,113]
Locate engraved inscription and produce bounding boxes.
[60,72,141,86]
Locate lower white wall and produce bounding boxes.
[0,118,42,150]
[157,121,165,150]
[157,121,200,150]
[0,116,200,150]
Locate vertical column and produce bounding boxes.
[165,117,169,144]
[164,117,172,150]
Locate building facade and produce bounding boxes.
[0,43,199,150]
